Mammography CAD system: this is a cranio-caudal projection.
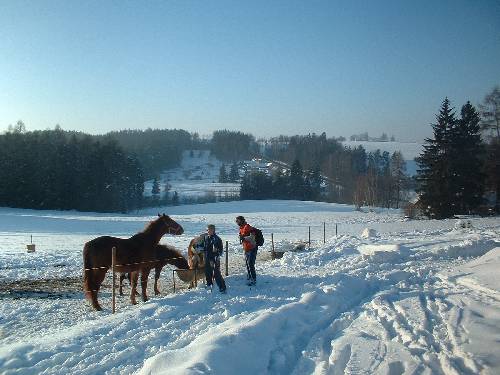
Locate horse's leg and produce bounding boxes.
[130,271,139,305]
[84,268,107,311]
[154,266,162,295]
[141,268,151,302]
[119,273,126,296]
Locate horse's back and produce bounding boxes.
[83,236,124,268]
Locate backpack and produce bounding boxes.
[252,227,264,246]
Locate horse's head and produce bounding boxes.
[157,213,184,235]
[156,244,189,269]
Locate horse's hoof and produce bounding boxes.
[142,297,149,302]
[154,291,160,296]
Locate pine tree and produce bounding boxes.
[151,176,161,197]
[416,98,456,219]
[229,162,240,182]
[218,164,227,183]
[449,102,485,214]
[271,168,289,199]
[309,165,322,200]
[289,159,305,199]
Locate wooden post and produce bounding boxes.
[172,270,176,293]
[323,222,326,243]
[225,241,229,276]
[271,233,275,259]
[112,246,116,314]
[308,226,311,249]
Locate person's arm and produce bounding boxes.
[215,236,223,256]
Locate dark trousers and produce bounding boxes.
[205,255,226,291]
[245,247,257,281]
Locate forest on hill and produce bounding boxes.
[1,87,498,215]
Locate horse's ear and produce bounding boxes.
[158,213,161,217]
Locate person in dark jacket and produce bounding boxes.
[201,224,226,293]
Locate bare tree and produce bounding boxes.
[479,86,500,139]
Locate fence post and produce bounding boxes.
[323,222,326,243]
[172,270,176,293]
[308,226,311,249]
[225,241,229,276]
[112,246,116,314]
[271,233,275,259]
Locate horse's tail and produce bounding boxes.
[82,241,95,298]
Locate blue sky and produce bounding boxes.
[0,0,499,141]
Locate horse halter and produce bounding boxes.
[166,221,183,235]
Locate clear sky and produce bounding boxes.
[1,0,499,141]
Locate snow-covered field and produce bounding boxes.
[0,200,499,374]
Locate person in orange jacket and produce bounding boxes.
[236,215,257,285]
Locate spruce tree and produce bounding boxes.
[272,168,289,199]
[229,162,240,182]
[218,164,227,183]
[309,165,322,200]
[450,102,485,213]
[151,177,161,197]
[416,98,456,219]
[289,159,305,199]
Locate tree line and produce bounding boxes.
[2,86,497,215]
[0,126,143,212]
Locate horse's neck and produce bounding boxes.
[158,247,188,269]
[130,231,162,245]
[140,221,167,243]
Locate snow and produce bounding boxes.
[144,150,240,200]
[0,200,499,374]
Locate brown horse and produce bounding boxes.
[119,244,189,297]
[83,214,183,311]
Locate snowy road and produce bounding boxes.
[0,201,499,374]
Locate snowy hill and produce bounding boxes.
[144,150,240,201]
[0,201,499,374]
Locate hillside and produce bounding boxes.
[144,150,240,201]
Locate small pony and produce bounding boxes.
[119,244,189,296]
[83,214,183,311]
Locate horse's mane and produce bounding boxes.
[142,217,165,234]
